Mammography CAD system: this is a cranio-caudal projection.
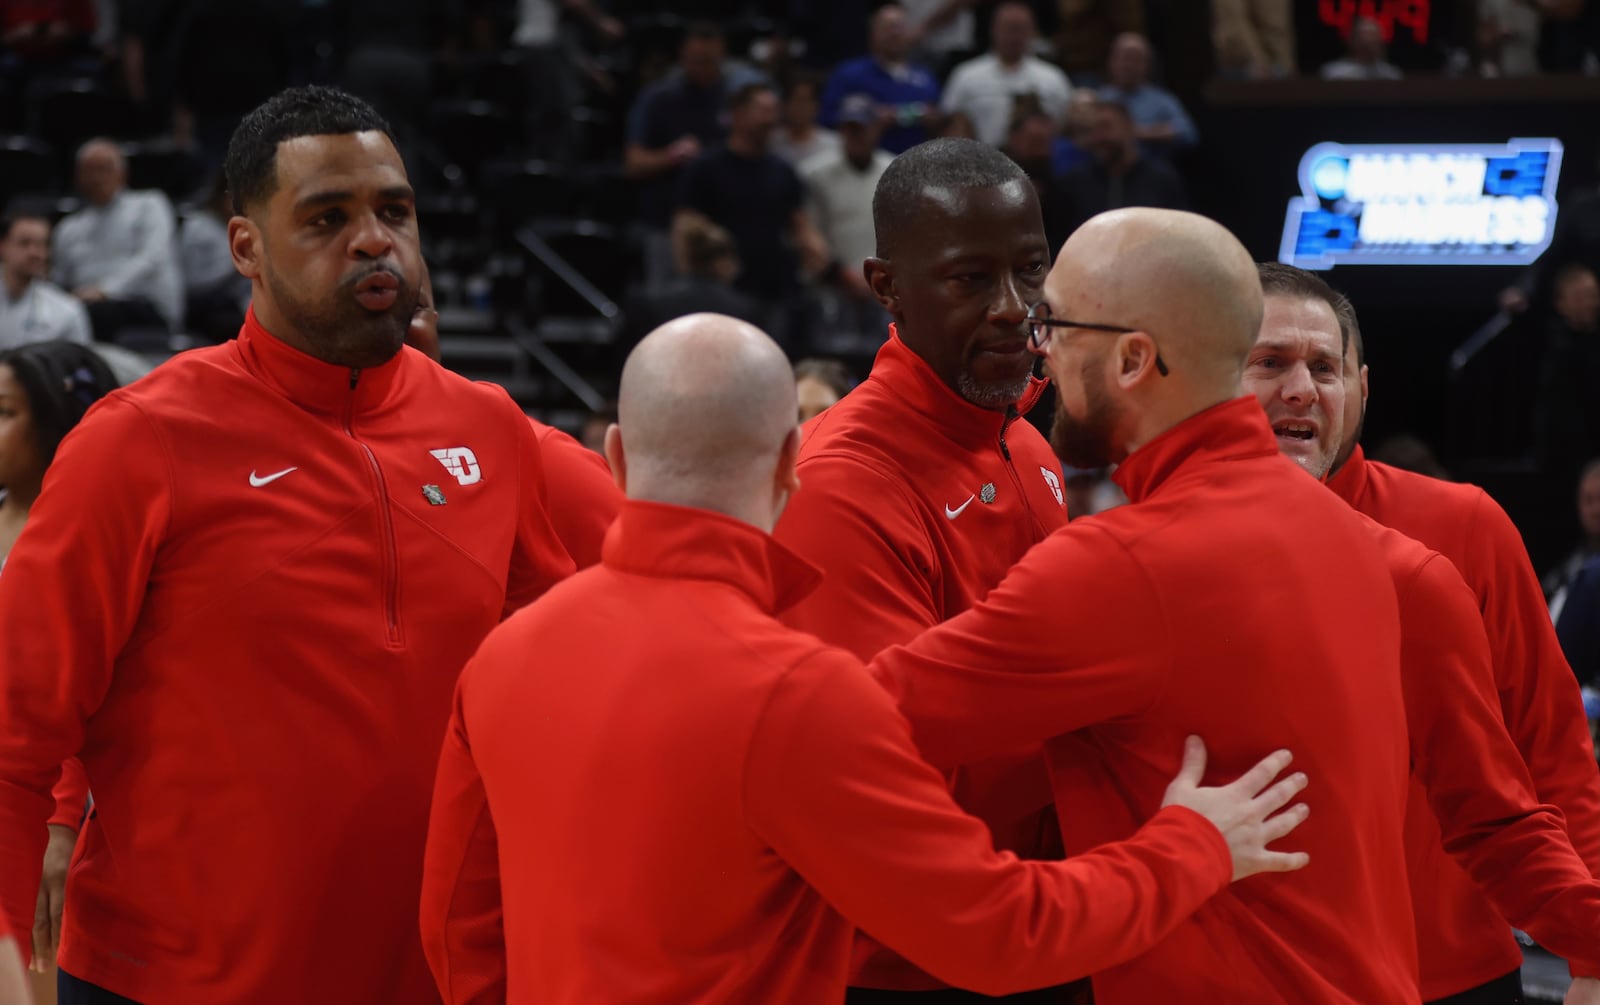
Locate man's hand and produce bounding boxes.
[1161,736,1310,881]
[1567,977,1600,1004]
[72,287,105,303]
[30,824,75,972]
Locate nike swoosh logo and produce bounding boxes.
[944,495,975,520]
[249,467,299,488]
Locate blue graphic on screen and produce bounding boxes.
[1279,139,1563,270]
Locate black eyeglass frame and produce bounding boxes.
[1025,303,1170,377]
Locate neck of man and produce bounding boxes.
[847,148,875,170]
[1,269,29,301]
[786,122,813,141]
[997,50,1026,69]
[728,133,763,158]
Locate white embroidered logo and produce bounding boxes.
[1040,467,1064,507]
[429,447,481,486]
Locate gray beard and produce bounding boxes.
[957,371,1029,411]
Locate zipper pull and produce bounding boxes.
[349,368,360,390]
[999,404,1017,462]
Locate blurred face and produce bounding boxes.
[784,83,819,130]
[0,219,50,285]
[682,35,725,86]
[1108,36,1150,89]
[1064,91,1097,135]
[232,131,422,369]
[872,6,912,63]
[732,90,780,148]
[841,119,883,160]
[0,364,43,492]
[1088,107,1134,164]
[870,181,1049,410]
[1243,295,1346,478]
[796,375,840,421]
[992,4,1035,63]
[1556,270,1600,333]
[1580,470,1600,540]
[1008,116,1055,165]
[75,144,124,206]
[1350,18,1385,61]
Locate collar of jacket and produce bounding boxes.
[869,324,1049,452]
[601,500,823,616]
[235,305,406,417]
[1324,444,1369,506]
[1112,396,1279,503]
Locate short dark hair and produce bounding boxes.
[727,81,776,112]
[0,340,119,467]
[793,357,854,398]
[1256,261,1357,357]
[783,70,825,101]
[1554,262,1598,297]
[0,206,51,242]
[224,86,395,216]
[872,138,1030,257]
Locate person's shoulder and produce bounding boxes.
[946,53,991,81]
[29,279,79,311]
[1367,460,1488,520]
[126,188,175,213]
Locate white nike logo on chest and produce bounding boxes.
[944,495,975,520]
[249,467,298,487]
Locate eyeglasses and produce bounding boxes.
[1025,302,1169,377]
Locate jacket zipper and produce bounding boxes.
[346,367,402,645]
[998,404,1044,531]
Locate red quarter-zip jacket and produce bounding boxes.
[774,328,1069,991]
[873,397,1421,1004]
[1329,447,1600,995]
[528,420,620,569]
[421,500,1233,1004]
[0,310,575,1004]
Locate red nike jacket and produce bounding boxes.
[774,328,1069,991]
[0,310,575,1004]
[873,397,1421,1004]
[1329,447,1600,995]
[528,420,620,569]
[420,500,1233,1004]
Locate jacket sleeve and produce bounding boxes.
[744,649,1230,996]
[48,760,88,830]
[1399,553,1600,975]
[0,396,171,954]
[530,421,621,570]
[504,400,577,617]
[869,523,1170,771]
[1463,491,1600,976]
[420,678,506,1005]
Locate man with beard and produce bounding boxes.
[1250,263,1600,1005]
[774,137,1072,1004]
[866,207,1456,1003]
[0,86,576,1004]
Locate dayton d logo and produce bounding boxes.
[429,447,482,486]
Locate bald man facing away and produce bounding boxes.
[869,209,1426,1003]
[419,312,1316,1004]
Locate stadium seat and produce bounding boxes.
[427,100,516,187]
[122,140,205,204]
[25,78,138,166]
[480,159,574,239]
[0,136,57,207]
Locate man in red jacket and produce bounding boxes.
[0,86,575,1005]
[773,136,1072,1004]
[420,310,1315,1005]
[870,207,1600,1003]
[1246,262,1600,1005]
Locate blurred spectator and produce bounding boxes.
[941,2,1072,148]
[674,82,828,346]
[800,94,893,338]
[821,4,942,154]
[179,174,250,344]
[1534,263,1600,480]
[625,22,764,288]
[771,72,840,169]
[509,0,625,162]
[1476,0,1541,76]
[794,356,853,420]
[622,217,766,357]
[1004,109,1072,252]
[1556,554,1600,687]
[1321,16,1403,80]
[578,404,616,454]
[1053,0,1143,80]
[0,0,96,80]
[0,208,91,350]
[900,0,979,76]
[169,0,292,170]
[1370,434,1450,480]
[1546,458,1600,611]
[1534,0,1600,73]
[1059,98,1188,234]
[52,139,183,340]
[0,339,119,564]
[1502,181,1600,314]
[1099,32,1197,154]
[1211,0,1295,79]
[1051,87,1096,174]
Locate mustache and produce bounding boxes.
[339,263,405,291]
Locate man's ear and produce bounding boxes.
[864,257,897,314]
[1114,331,1161,386]
[1359,363,1370,410]
[603,423,627,492]
[776,425,802,497]
[229,216,263,281]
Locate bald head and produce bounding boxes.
[1047,208,1261,388]
[612,313,801,528]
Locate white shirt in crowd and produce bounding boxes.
[0,280,92,351]
[801,148,896,273]
[772,127,842,171]
[51,189,185,329]
[941,53,1073,147]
